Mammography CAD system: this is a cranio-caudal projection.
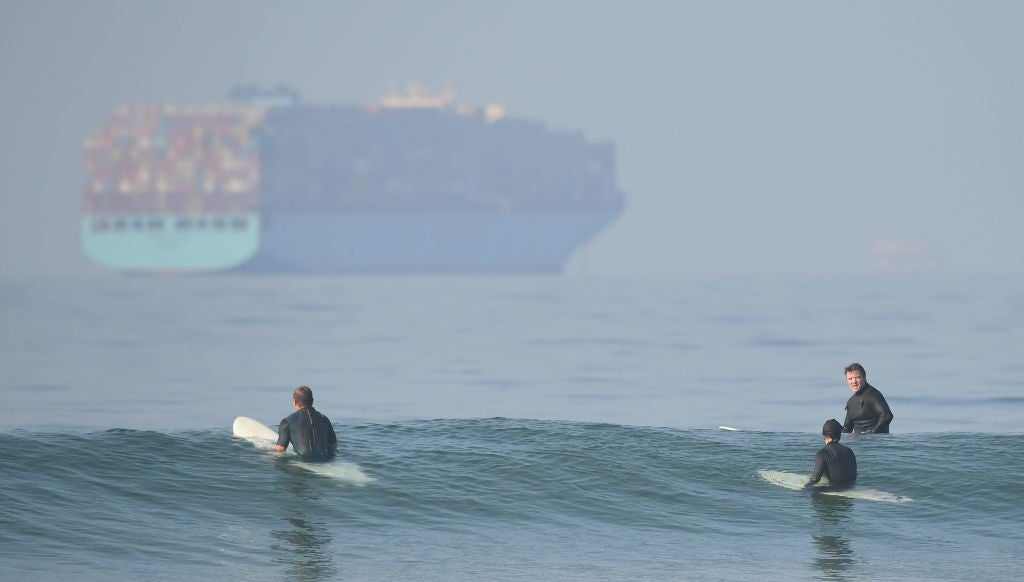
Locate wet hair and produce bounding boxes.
[822,419,843,440]
[844,362,866,378]
[293,385,314,407]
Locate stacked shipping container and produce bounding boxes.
[83,104,264,217]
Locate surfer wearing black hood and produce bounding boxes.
[805,419,857,490]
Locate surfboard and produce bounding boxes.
[232,416,374,485]
[233,415,279,442]
[758,469,911,503]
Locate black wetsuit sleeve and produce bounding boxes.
[326,416,338,453]
[842,407,854,433]
[867,390,894,433]
[276,418,291,450]
[808,450,827,486]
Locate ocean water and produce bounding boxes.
[2,274,1023,580]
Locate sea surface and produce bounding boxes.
[2,273,1023,580]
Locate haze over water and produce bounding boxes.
[3,1,1024,278]
[3,274,1020,433]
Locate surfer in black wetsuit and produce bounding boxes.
[273,385,337,461]
[805,419,857,490]
[841,362,894,434]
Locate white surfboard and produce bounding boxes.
[758,469,911,503]
[232,416,374,485]
[233,415,279,442]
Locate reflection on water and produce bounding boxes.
[810,494,855,580]
[271,462,340,581]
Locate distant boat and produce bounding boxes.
[81,85,624,274]
[871,231,939,272]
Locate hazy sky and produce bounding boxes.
[2,1,1022,277]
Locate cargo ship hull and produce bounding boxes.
[239,211,618,273]
[81,213,260,273]
[82,211,615,274]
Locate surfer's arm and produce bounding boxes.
[274,418,291,453]
[842,406,854,433]
[805,451,827,489]
[327,422,338,453]
[869,393,894,433]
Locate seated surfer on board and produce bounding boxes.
[272,386,337,461]
[841,362,894,434]
[804,419,857,491]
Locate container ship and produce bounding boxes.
[81,85,624,274]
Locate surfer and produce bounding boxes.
[841,362,893,434]
[272,386,337,461]
[804,419,857,491]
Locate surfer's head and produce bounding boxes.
[844,362,867,393]
[822,418,843,442]
[293,385,314,407]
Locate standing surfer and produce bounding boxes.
[841,362,894,434]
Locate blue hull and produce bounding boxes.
[239,212,618,273]
[81,214,260,273]
[81,211,618,274]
